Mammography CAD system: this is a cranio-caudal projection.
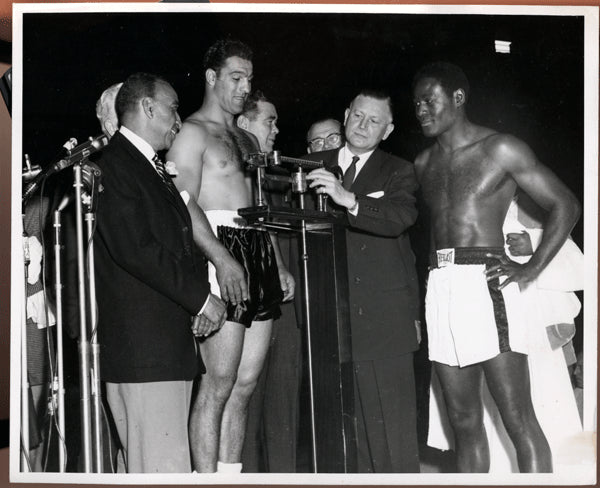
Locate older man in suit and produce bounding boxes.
[94,72,226,472]
[305,89,420,472]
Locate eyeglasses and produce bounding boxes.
[308,132,342,151]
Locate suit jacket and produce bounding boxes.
[304,147,420,361]
[94,131,210,383]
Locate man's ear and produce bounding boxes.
[382,123,395,141]
[141,97,154,118]
[343,108,350,126]
[237,115,249,130]
[454,88,466,108]
[206,68,216,86]
[103,120,117,138]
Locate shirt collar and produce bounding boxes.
[338,144,375,172]
[119,126,157,166]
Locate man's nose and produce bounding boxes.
[241,78,251,94]
[272,124,279,134]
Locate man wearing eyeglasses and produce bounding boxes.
[304,90,421,472]
[306,118,343,153]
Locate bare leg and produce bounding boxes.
[482,352,552,472]
[434,361,489,472]
[190,321,246,472]
[219,319,273,463]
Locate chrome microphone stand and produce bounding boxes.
[72,159,104,473]
[73,162,92,472]
[20,137,108,473]
[52,203,67,472]
[85,173,103,474]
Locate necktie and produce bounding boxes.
[153,154,178,195]
[343,155,359,190]
[153,154,169,183]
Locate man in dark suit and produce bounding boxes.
[305,89,421,472]
[94,72,226,473]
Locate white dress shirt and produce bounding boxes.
[337,144,374,215]
[120,126,157,167]
[337,144,375,183]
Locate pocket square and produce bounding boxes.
[179,190,190,205]
[366,190,384,199]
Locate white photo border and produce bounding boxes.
[10,3,598,485]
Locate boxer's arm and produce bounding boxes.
[488,135,580,288]
[168,123,249,305]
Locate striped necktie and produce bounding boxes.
[343,155,359,190]
[152,154,178,196]
[153,154,170,184]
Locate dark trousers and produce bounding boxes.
[353,353,420,472]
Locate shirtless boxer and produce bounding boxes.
[166,39,294,473]
[413,62,581,472]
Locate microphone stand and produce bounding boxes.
[20,138,107,473]
[52,207,66,472]
[85,175,103,474]
[73,159,104,473]
[297,189,319,473]
[73,162,93,473]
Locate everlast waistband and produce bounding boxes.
[429,247,505,269]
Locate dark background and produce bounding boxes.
[21,11,584,246]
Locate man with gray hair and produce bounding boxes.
[95,82,122,138]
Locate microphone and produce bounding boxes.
[52,135,109,173]
[22,135,109,205]
[22,137,78,205]
[22,154,41,182]
[55,137,78,162]
[81,161,103,212]
[81,161,102,189]
[56,161,103,212]
[56,193,72,212]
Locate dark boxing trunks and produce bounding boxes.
[217,225,283,327]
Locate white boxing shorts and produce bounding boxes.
[425,247,529,367]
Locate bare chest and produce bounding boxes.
[205,128,256,175]
[420,147,511,209]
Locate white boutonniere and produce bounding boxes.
[165,161,179,176]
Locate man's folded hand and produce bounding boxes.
[191,293,227,337]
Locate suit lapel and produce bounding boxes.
[320,147,385,194]
[350,149,385,194]
[115,133,190,222]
